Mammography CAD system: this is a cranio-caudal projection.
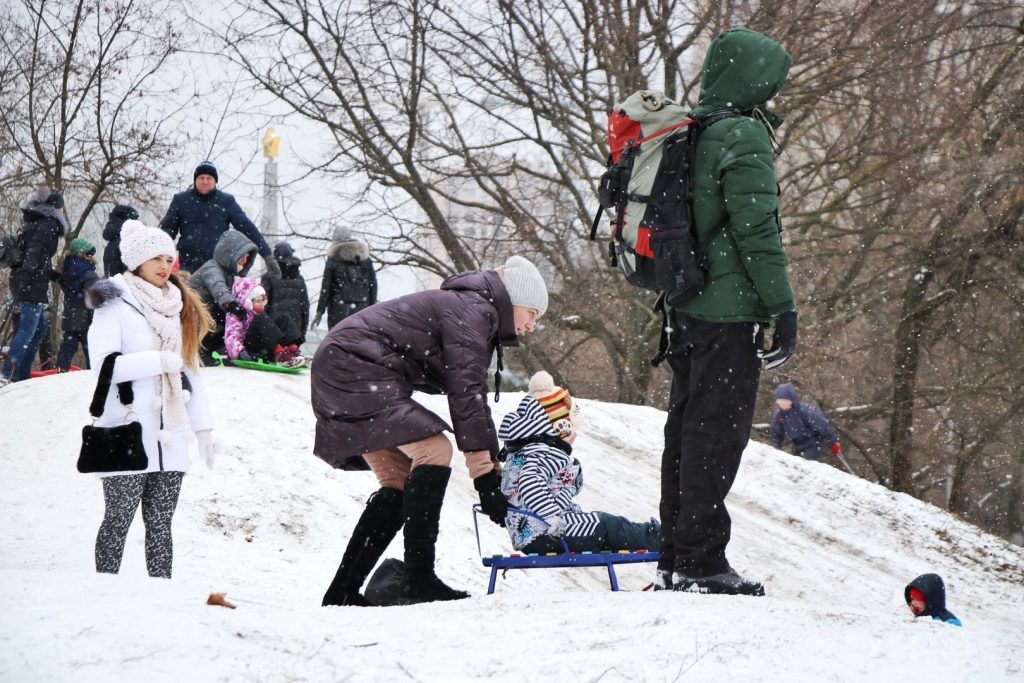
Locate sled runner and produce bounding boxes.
[472,505,659,594]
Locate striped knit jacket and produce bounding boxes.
[498,396,601,550]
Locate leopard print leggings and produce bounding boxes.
[95,471,184,578]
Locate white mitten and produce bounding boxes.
[196,430,217,469]
[160,351,183,374]
[546,515,567,539]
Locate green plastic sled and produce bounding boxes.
[211,351,306,374]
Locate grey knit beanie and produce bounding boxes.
[502,255,548,316]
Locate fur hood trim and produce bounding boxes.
[328,239,370,263]
[20,197,69,235]
[85,277,124,310]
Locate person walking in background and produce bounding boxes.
[498,371,660,555]
[85,219,217,578]
[186,230,259,364]
[101,204,139,276]
[1,187,67,385]
[656,28,797,597]
[769,383,842,461]
[262,241,309,345]
[313,255,546,606]
[312,227,376,330]
[54,237,99,371]
[159,161,279,278]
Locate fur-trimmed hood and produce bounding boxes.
[20,196,69,235]
[85,277,125,310]
[328,239,370,263]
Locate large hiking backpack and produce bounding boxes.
[591,90,738,301]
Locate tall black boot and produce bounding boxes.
[401,465,469,603]
[322,487,404,606]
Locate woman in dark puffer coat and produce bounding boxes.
[313,255,548,606]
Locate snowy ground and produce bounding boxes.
[1,369,1022,682]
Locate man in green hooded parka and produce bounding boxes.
[657,28,797,596]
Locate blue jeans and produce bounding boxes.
[2,303,49,381]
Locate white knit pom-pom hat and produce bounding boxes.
[120,219,177,271]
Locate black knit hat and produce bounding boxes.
[194,160,218,183]
[110,204,139,221]
[273,241,295,260]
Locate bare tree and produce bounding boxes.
[216,0,1024,541]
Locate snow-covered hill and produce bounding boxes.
[1,369,1022,682]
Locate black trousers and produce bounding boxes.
[244,313,302,360]
[659,312,762,577]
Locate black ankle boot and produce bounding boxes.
[400,465,469,603]
[322,487,404,607]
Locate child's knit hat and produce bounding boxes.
[120,220,176,271]
[69,237,95,256]
[231,277,266,312]
[527,371,583,438]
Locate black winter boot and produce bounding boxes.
[671,568,765,596]
[322,487,404,607]
[401,465,470,603]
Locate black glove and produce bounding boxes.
[758,310,797,370]
[473,470,508,527]
[238,349,254,361]
[221,300,246,317]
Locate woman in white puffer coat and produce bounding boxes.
[85,220,216,578]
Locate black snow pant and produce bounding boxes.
[95,471,184,578]
[243,313,302,361]
[659,312,762,578]
[522,512,660,555]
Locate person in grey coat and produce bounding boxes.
[314,255,548,606]
[186,230,259,364]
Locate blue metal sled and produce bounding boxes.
[472,505,660,594]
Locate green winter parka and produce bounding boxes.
[677,28,795,323]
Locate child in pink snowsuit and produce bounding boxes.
[224,277,267,360]
[224,277,304,364]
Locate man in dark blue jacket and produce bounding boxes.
[159,161,279,277]
[769,384,841,460]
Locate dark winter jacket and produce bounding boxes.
[318,238,377,328]
[262,255,309,343]
[905,573,962,626]
[57,254,99,332]
[8,196,68,305]
[311,269,517,468]
[675,28,795,323]
[769,384,838,460]
[187,230,258,327]
[101,205,139,276]
[160,187,270,273]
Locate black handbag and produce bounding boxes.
[77,353,149,473]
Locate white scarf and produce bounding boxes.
[121,272,188,430]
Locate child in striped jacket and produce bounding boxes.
[498,371,660,554]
